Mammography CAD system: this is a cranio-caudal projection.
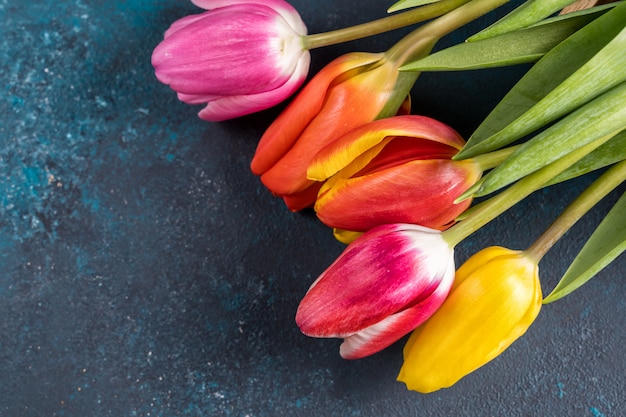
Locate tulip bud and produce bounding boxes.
[250,52,421,210]
[151,0,310,121]
[397,246,542,393]
[308,115,482,237]
[296,224,455,359]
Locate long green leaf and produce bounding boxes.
[547,130,626,186]
[399,7,609,71]
[472,83,626,197]
[457,3,626,160]
[387,0,442,13]
[543,189,626,303]
[468,0,579,41]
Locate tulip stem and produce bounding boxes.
[525,158,626,263]
[303,0,472,50]
[385,0,511,65]
[470,145,519,171]
[442,133,616,247]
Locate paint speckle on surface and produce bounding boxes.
[556,381,565,399]
[590,407,606,417]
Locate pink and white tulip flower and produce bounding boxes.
[295,223,455,359]
[151,0,310,121]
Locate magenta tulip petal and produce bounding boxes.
[163,13,208,38]
[152,0,308,121]
[177,92,221,105]
[191,0,307,34]
[153,7,301,96]
[197,52,310,121]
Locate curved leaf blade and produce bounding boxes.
[388,0,442,13]
[473,83,626,197]
[468,0,579,41]
[543,188,626,303]
[457,3,626,159]
[399,8,607,71]
[547,130,626,186]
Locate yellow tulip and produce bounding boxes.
[397,246,542,393]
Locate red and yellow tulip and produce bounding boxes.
[308,115,482,240]
[295,223,455,360]
[397,246,542,393]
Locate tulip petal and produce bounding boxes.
[315,159,480,231]
[177,92,222,105]
[250,52,383,175]
[398,249,542,393]
[296,224,454,339]
[191,0,308,35]
[308,115,466,181]
[163,13,209,38]
[153,6,304,97]
[280,182,322,212]
[197,51,310,121]
[340,261,454,359]
[333,229,363,244]
[259,59,405,195]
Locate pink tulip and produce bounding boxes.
[295,223,455,359]
[151,0,310,121]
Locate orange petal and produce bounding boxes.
[315,160,481,232]
[281,182,323,211]
[250,52,383,175]
[258,58,400,195]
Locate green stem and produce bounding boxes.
[442,132,615,247]
[386,0,511,64]
[525,159,626,263]
[303,0,472,50]
[470,144,520,171]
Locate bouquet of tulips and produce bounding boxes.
[151,0,625,393]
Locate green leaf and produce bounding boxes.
[457,3,626,160]
[547,130,626,186]
[387,0,442,13]
[543,189,626,303]
[527,2,619,27]
[399,7,609,71]
[468,0,579,41]
[472,83,626,197]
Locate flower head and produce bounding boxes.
[151,0,309,121]
[397,246,542,393]
[296,224,455,359]
[250,52,418,210]
[308,115,482,239]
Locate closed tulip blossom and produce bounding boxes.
[295,223,456,360]
[397,246,542,393]
[250,50,423,211]
[151,0,310,121]
[308,115,482,239]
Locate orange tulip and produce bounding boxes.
[250,52,419,210]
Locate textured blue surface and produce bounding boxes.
[1,1,624,416]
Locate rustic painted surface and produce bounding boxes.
[1,1,624,416]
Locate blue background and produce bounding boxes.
[1,1,624,416]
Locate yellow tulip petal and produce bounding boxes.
[398,248,542,393]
